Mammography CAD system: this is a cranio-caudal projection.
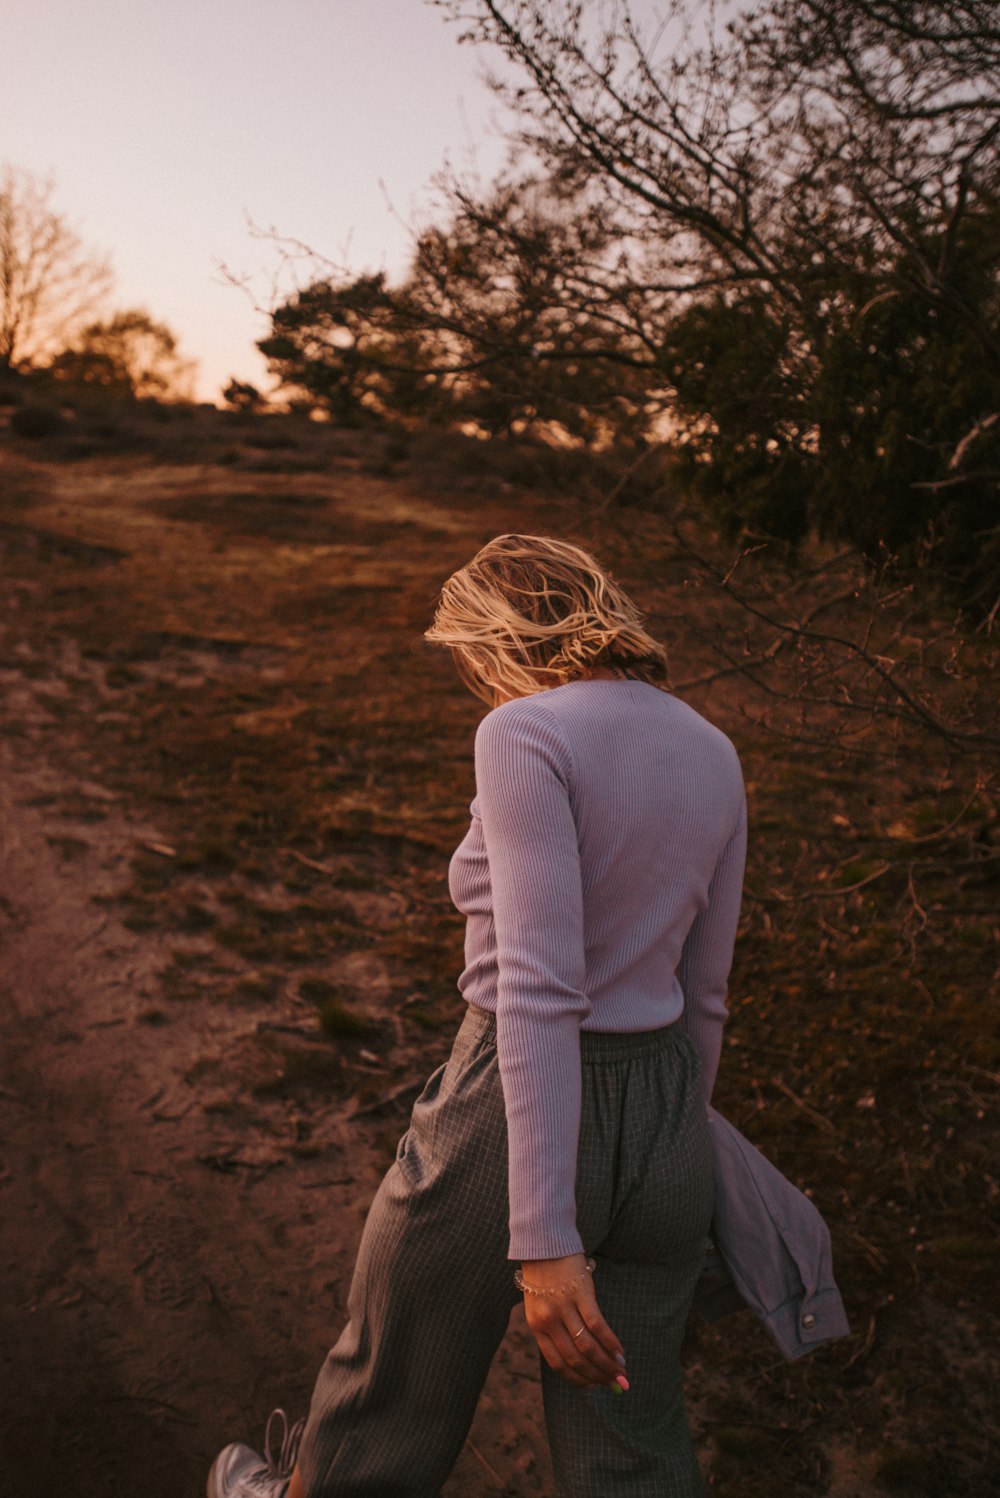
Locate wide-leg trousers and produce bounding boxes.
[296,1006,714,1498]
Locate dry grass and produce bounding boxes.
[1,406,997,1495]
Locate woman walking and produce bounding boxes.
[208,533,747,1498]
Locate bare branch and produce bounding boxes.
[0,165,113,369]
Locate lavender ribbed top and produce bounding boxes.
[448,678,747,1261]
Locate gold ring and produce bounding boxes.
[572,1324,587,1340]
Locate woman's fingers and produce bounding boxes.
[575,1296,626,1367]
[524,1285,626,1389]
[534,1330,593,1387]
[549,1325,613,1386]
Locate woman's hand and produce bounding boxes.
[519,1253,628,1391]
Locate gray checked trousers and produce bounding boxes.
[296,1006,713,1498]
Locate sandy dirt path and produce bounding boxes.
[0,741,552,1498]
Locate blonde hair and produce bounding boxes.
[425,534,668,704]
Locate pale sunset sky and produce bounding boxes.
[2,0,513,401]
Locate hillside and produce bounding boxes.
[1,405,997,1497]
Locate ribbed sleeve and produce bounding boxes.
[475,703,590,1260]
[677,799,747,1101]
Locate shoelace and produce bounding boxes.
[253,1408,305,1494]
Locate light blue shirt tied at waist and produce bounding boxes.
[695,1109,850,1360]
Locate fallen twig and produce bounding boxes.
[962,1063,1000,1087]
[74,916,109,950]
[465,1439,507,1490]
[256,1020,328,1045]
[845,1313,878,1369]
[769,1077,838,1135]
[284,848,337,875]
[745,861,891,904]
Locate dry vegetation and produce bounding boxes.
[1,401,997,1496]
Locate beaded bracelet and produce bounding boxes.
[514,1257,596,1296]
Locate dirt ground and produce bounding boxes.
[0,434,566,1496]
[1,418,997,1497]
[0,739,558,1498]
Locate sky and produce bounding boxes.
[1,0,512,401]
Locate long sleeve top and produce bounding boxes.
[448,678,747,1261]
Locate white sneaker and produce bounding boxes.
[207,1409,305,1498]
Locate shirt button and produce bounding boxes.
[802,1313,816,1330]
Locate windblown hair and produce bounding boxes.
[425,534,668,704]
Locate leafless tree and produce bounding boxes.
[0,165,113,372]
[432,1,1000,335]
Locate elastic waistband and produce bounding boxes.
[463,1004,685,1062]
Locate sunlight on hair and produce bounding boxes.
[425,534,668,704]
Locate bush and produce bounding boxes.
[10,404,65,439]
